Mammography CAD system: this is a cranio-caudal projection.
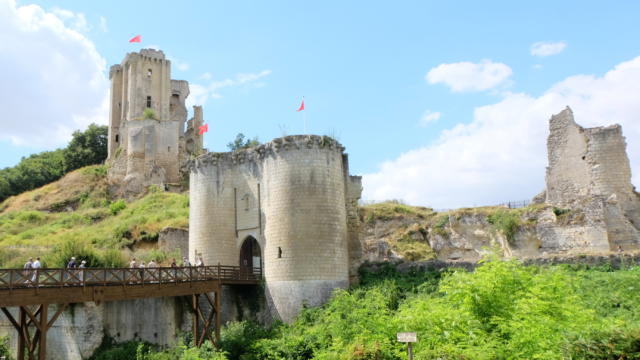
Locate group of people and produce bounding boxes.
[128,256,205,269]
[66,257,87,268]
[22,257,42,282]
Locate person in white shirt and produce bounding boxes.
[78,260,86,281]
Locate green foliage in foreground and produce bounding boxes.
[95,260,640,359]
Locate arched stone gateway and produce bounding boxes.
[240,236,261,274]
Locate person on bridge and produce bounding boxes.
[31,257,42,283]
[67,257,77,268]
[23,258,33,285]
[182,257,191,267]
[78,260,86,281]
[170,258,177,267]
[129,258,138,283]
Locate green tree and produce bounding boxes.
[226,133,260,151]
[63,124,108,171]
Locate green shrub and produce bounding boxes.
[487,210,521,243]
[143,108,157,120]
[50,238,101,268]
[109,200,126,215]
[0,335,11,360]
[552,207,571,217]
[99,248,126,268]
[219,321,272,359]
[566,327,640,359]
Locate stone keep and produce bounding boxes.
[537,107,640,250]
[188,135,362,322]
[107,49,204,195]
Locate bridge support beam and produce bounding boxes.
[1,303,67,360]
[190,288,221,347]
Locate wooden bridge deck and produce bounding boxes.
[0,265,261,307]
[0,265,262,360]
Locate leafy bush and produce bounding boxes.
[567,327,640,359]
[218,321,272,359]
[109,200,126,215]
[0,335,11,360]
[487,210,521,242]
[89,339,145,360]
[143,108,157,120]
[552,207,571,217]
[136,340,228,360]
[227,133,260,151]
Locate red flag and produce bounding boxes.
[296,99,305,112]
[198,124,208,135]
[129,35,142,43]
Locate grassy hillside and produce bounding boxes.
[0,165,188,268]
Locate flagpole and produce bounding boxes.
[303,96,307,134]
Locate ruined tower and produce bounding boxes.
[188,135,362,322]
[107,49,204,195]
[537,107,640,250]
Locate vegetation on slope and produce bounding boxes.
[97,259,640,359]
[0,165,188,268]
[0,124,107,202]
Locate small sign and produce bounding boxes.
[397,332,417,343]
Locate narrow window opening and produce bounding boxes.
[115,134,119,143]
[147,69,152,78]
[168,146,171,152]
[146,96,152,108]
[278,247,282,258]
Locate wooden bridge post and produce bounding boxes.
[38,304,48,360]
[192,294,199,346]
[17,307,25,360]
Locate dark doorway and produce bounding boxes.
[239,236,261,277]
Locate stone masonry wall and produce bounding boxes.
[188,135,353,322]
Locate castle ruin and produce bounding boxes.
[106,49,204,195]
[534,107,640,251]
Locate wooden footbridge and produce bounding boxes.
[0,265,261,360]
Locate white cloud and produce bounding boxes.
[426,60,512,92]
[99,16,107,32]
[52,7,89,32]
[364,56,640,209]
[419,110,441,127]
[530,41,566,57]
[0,0,109,147]
[187,70,272,107]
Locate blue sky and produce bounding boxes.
[2,0,640,208]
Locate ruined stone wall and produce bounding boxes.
[189,135,354,322]
[0,299,190,360]
[540,107,640,250]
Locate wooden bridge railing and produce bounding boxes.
[0,265,262,290]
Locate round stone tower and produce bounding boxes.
[188,135,361,322]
